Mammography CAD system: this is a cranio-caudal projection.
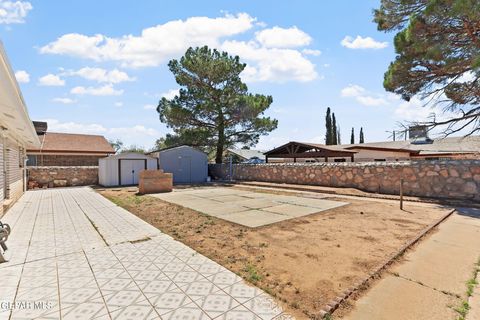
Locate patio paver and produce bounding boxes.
[0,187,291,319]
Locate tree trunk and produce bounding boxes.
[215,113,225,164]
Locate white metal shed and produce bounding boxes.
[149,146,208,184]
[98,152,158,186]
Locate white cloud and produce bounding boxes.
[14,70,30,83]
[341,84,387,106]
[40,13,320,83]
[255,26,312,48]
[161,89,179,100]
[66,67,135,83]
[42,119,159,147]
[302,49,321,56]
[143,104,156,110]
[356,96,387,107]
[44,119,108,135]
[114,102,123,107]
[71,84,123,96]
[109,125,158,137]
[0,1,32,24]
[52,97,76,104]
[40,13,255,68]
[341,35,388,50]
[222,40,317,82]
[38,74,65,86]
[341,84,365,97]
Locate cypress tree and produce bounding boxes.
[332,113,338,145]
[325,107,332,145]
[337,124,341,145]
[350,127,355,144]
[359,127,365,144]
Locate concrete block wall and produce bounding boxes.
[209,160,480,201]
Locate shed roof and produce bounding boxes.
[28,132,115,154]
[148,145,207,156]
[101,152,156,160]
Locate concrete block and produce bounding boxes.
[138,170,173,194]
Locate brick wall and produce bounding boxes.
[27,166,98,188]
[209,160,480,201]
[30,154,104,166]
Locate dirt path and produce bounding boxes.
[337,208,480,320]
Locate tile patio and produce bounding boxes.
[0,187,291,320]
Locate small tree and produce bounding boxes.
[108,139,123,153]
[350,127,355,144]
[158,46,278,163]
[359,127,365,144]
[121,145,147,154]
[325,107,333,145]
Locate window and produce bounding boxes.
[305,159,317,163]
[374,159,386,162]
[26,155,37,166]
[334,158,346,162]
[425,157,440,161]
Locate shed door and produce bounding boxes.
[120,160,145,185]
[177,156,191,183]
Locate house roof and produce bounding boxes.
[0,41,40,148]
[336,135,480,154]
[227,149,267,160]
[28,132,115,154]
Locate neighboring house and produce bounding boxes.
[0,42,40,214]
[264,136,480,163]
[27,123,115,166]
[339,135,480,162]
[225,149,267,163]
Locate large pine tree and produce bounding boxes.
[359,127,365,144]
[158,46,278,163]
[374,0,480,135]
[350,127,355,144]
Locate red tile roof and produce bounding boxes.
[28,132,115,154]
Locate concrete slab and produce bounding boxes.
[262,204,320,217]
[220,210,288,228]
[393,214,480,296]
[210,195,253,203]
[341,211,480,320]
[151,187,348,228]
[344,276,458,320]
[233,198,280,209]
[0,187,290,319]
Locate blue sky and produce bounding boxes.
[1,0,435,149]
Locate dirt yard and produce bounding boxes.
[98,186,451,319]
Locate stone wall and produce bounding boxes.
[209,160,480,201]
[27,166,98,188]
